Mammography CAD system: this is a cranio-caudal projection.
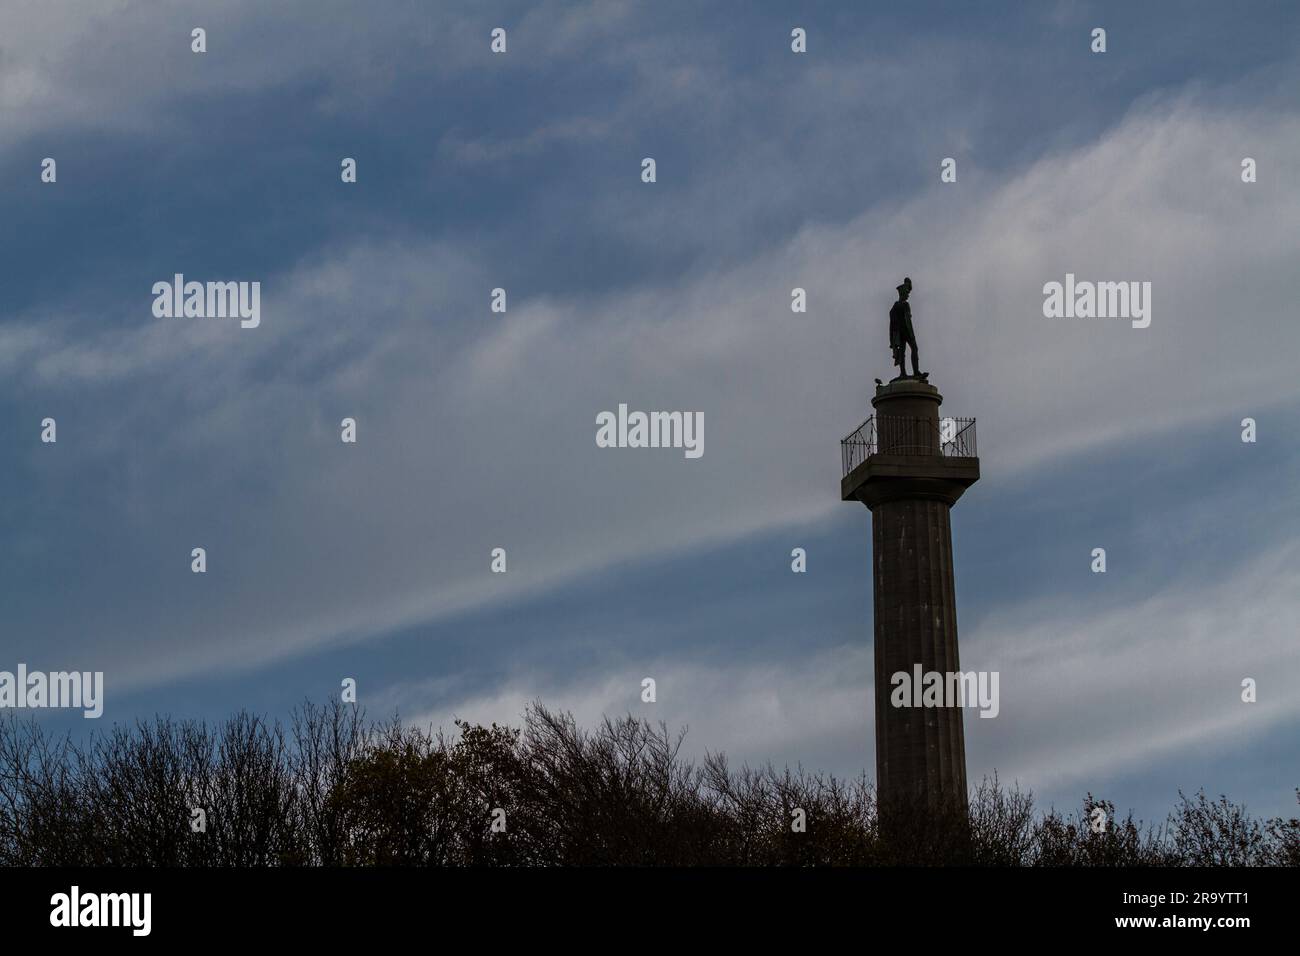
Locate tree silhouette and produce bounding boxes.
[0,702,1295,867]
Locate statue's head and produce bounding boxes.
[896,276,912,300]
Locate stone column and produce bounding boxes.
[840,379,980,829]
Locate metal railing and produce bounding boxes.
[841,415,976,477]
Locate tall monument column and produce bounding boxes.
[841,378,979,828]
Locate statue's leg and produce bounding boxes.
[909,342,921,376]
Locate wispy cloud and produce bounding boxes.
[396,538,1300,815]
[5,90,1298,694]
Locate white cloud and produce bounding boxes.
[5,80,1298,705]
[966,539,1300,797]
[396,539,1300,817]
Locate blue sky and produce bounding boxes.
[2,0,1298,824]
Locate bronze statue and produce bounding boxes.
[889,277,924,381]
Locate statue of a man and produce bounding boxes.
[889,276,924,380]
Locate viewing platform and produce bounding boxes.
[840,379,979,507]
